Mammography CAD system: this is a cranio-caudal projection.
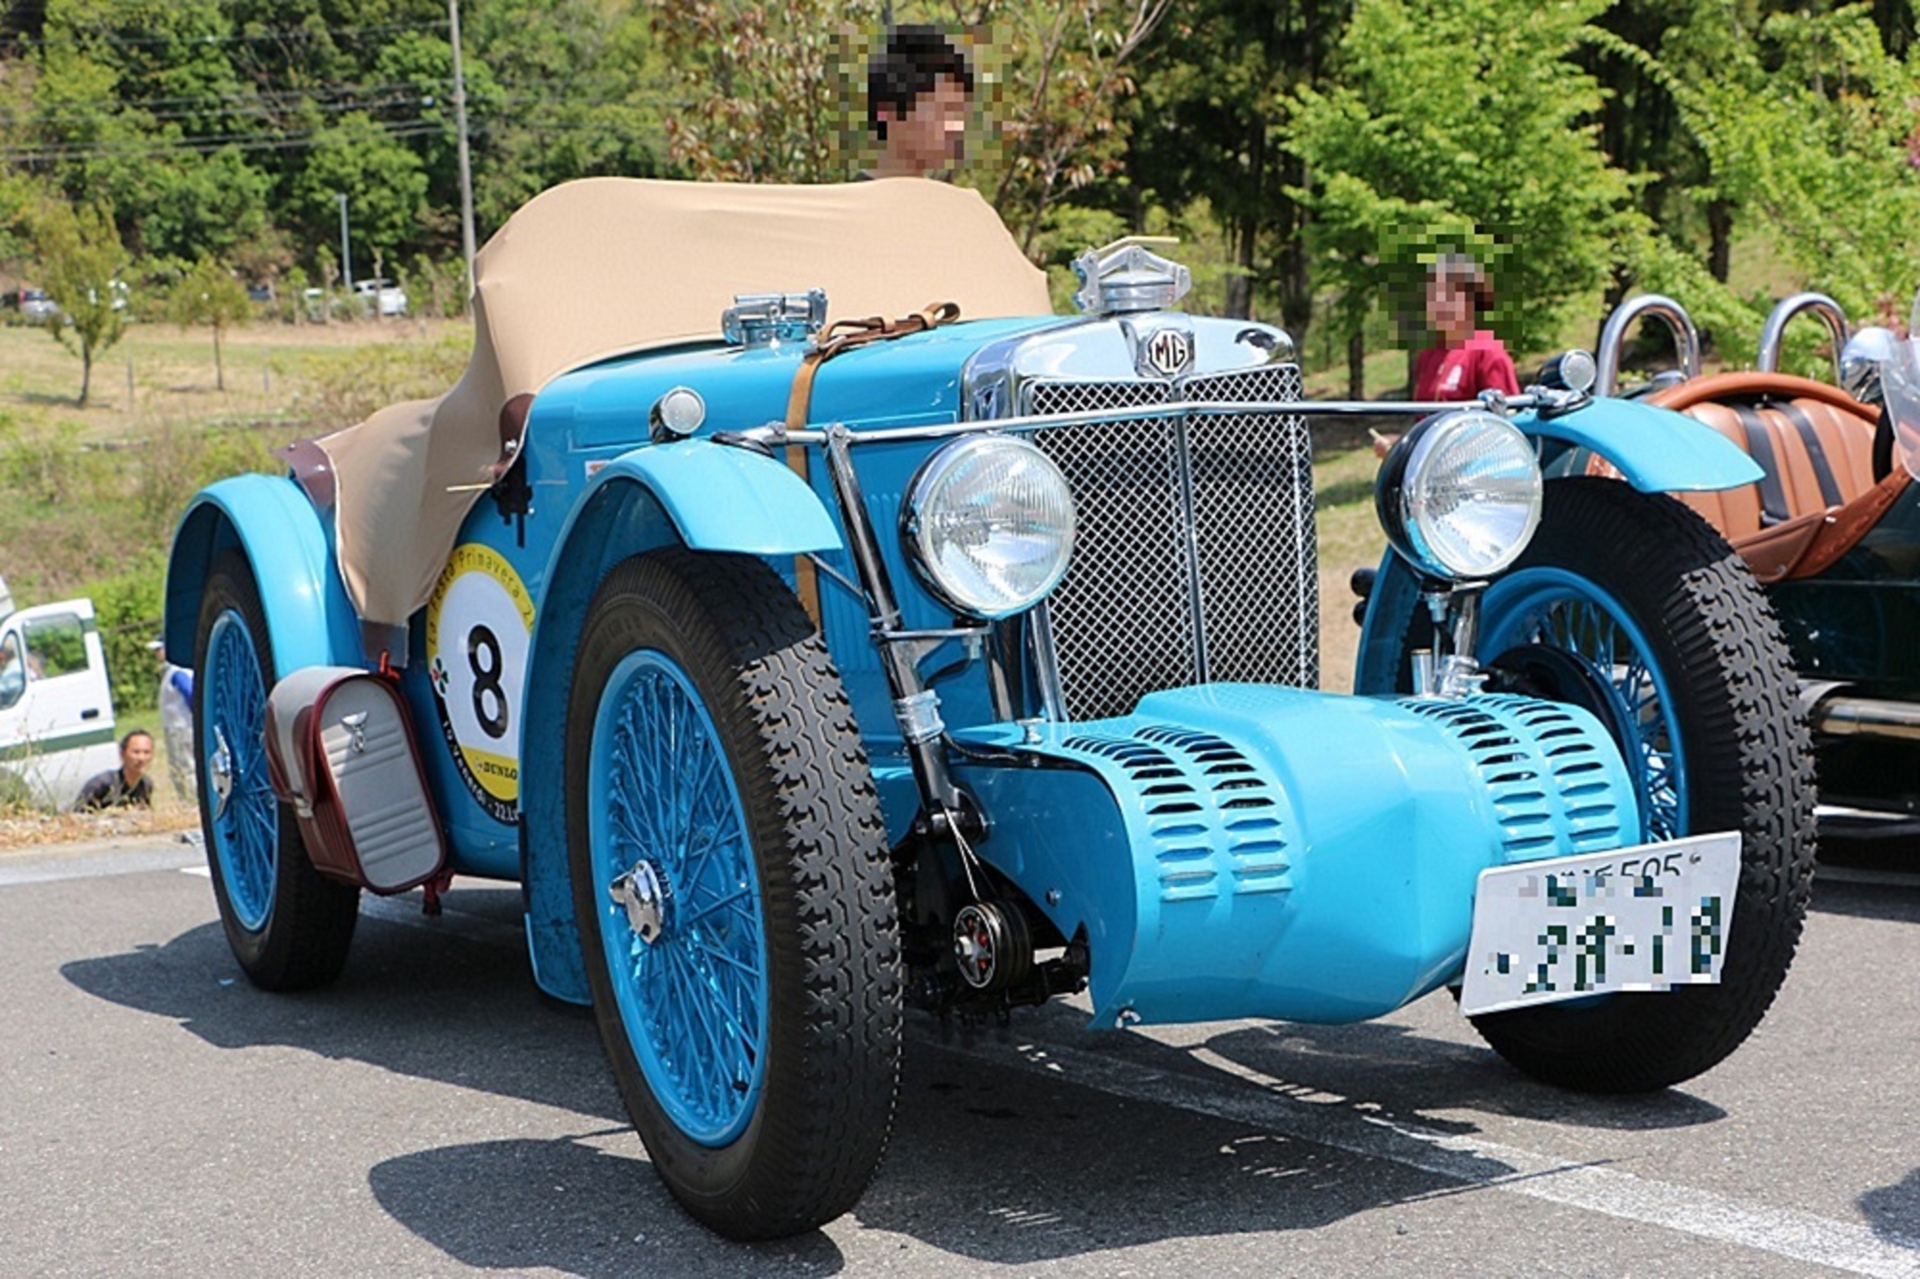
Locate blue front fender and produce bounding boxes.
[1518,396,1763,493]
[164,475,364,675]
[518,438,843,1006]
[577,439,841,556]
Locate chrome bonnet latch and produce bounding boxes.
[722,289,827,348]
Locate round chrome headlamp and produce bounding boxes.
[1376,409,1543,579]
[902,435,1076,619]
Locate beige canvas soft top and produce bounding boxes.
[316,176,1053,631]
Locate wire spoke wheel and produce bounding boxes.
[193,550,358,990]
[1480,568,1685,842]
[566,548,901,1239]
[590,650,768,1146]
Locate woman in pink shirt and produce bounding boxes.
[1414,255,1519,400]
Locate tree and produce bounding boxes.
[1127,0,1345,325]
[169,257,253,391]
[292,113,431,271]
[1287,0,1637,388]
[651,0,882,184]
[31,197,128,407]
[984,0,1174,254]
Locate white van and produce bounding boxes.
[0,587,119,809]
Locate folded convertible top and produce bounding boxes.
[317,176,1053,630]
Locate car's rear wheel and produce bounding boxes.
[566,548,902,1239]
[1400,479,1816,1092]
[194,550,358,990]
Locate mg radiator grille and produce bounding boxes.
[1027,365,1315,720]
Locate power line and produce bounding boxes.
[0,118,446,163]
[0,20,447,51]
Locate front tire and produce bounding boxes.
[566,549,902,1240]
[193,550,359,990]
[1411,480,1816,1092]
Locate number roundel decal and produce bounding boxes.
[425,544,534,824]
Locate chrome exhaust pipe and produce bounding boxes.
[1801,681,1920,742]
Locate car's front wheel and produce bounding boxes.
[566,548,902,1239]
[1398,479,1817,1092]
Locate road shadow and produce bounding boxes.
[368,1134,849,1277]
[1859,1167,1920,1251]
[1807,875,1920,925]
[987,999,1724,1141]
[60,886,625,1124]
[58,883,1711,1270]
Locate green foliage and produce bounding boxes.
[1288,0,1636,358]
[651,0,881,183]
[79,549,168,715]
[292,112,431,266]
[169,258,253,390]
[29,197,129,405]
[1665,3,1920,327]
[1127,0,1340,323]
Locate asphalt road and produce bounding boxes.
[1,833,1915,1279]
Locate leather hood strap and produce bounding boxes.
[785,301,961,432]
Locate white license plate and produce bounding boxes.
[1458,832,1742,1017]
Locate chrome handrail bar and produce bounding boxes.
[1596,295,1701,397]
[1757,291,1851,382]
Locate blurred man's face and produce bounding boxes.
[881,74,969,175]
[122,735,154,781]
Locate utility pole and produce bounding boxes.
[449,0,477,303]
[337,192,353,293]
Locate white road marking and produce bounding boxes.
[928,1031,1920,1278]
[0,846,200,887]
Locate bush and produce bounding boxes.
[80,548,167,715]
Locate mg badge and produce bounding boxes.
[1143,326,1194,379]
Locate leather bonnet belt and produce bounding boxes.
[781,301,963,624]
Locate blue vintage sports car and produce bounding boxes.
[165,178,1815,1240]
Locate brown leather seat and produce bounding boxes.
[1588,373,1909,582]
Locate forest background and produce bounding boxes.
[0,0,1918,721]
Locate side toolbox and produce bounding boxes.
[265,666,447,893]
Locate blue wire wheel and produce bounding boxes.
[203,608,279,932]
[1480,566,1687,841]
[588,648,770,1148]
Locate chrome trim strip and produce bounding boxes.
[765,394,1536,447]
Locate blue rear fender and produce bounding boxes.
[950,685,1642,1026]
[164,474,364,675]
[518,438,843,1006]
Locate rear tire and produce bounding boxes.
[194,550,358,990]
[566,548,902,1239]
[1406,480,1816,1092]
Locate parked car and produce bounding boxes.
[352,277,408,317]
[165,178,1816,1241]
[0,576,119,809]
[1576,292,1918,834]
[3,287,64,325]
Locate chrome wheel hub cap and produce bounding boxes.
[608,860,672,945]
[210,726,235,820]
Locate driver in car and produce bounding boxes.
[865,24,974,180]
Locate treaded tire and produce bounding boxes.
[566,548,902,1240]
[1409,479,1816,1092]
[194,550,359,990]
